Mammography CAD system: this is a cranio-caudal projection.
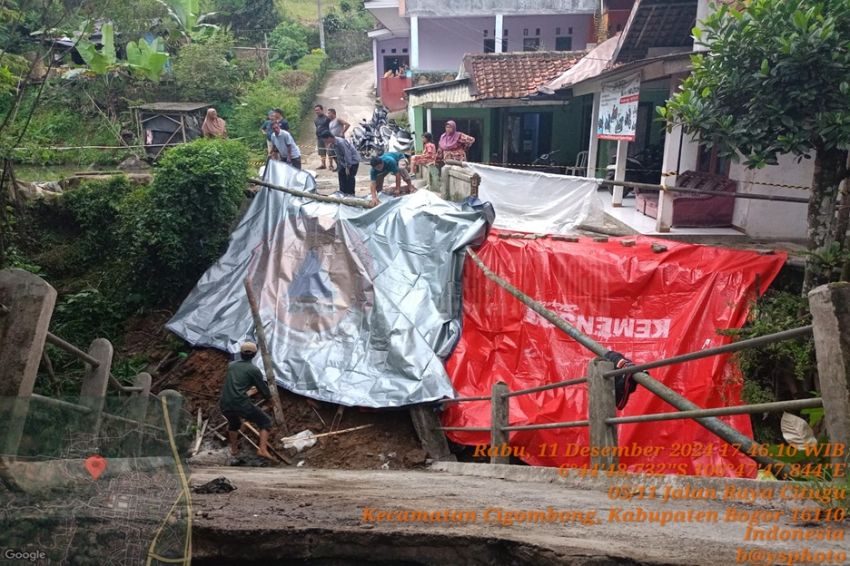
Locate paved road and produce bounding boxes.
[298,61,377,195]
[190,464,849,565]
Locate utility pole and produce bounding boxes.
[317,0,326,50]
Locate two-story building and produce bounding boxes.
[366,0,634,109]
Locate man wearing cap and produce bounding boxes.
[219,342,274,460]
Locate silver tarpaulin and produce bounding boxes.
[166,175,491,407]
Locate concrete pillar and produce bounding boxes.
[588,359,619,468]
[79,338,114,439]
[409,405,456,462]
[612,139,629,207]
[426,107,432,134]
[809,283,850,465]
[0,269,56,460]
[0,269,57,397]
[586,91,601,178]
[495,14,504,53]
[372,38,379,94]
[410,16,420,70]
[490,381,510,464]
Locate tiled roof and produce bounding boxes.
[464,51,584,100]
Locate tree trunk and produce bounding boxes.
[804,147,849,294]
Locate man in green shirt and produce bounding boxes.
[369,152,414,205]
[219,342,273,459]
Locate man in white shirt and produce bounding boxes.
[269,121,302,169]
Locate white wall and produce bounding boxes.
[730,155,811,240]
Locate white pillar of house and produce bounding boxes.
[656,122,680,233]
[411,16,420,70]
[372,38,379,92]
[612,139,629,206]
[586,91,601,178]
[495,14,504,53]
[426,107,433,133]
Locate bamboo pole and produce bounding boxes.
[243,277,287,431]
[249,178,374,208]
[465,248,793,479]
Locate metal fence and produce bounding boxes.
[438,249,841,480]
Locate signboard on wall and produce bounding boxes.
[597,73,641,141]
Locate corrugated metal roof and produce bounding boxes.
[132,102,211,112]
[407,80,473,107]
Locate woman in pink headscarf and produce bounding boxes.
[437,120,475,163]
[201,108,228,139]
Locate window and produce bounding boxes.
[556,27,561,35]
[484,38,509,53]
[523,28,529,36]
[555,36,573,51]
[697,144,731,178]
[483,30,488,37]
[568,27,573,34]
[391,48,397,53]
[535,28,540,36]
[402,48,408,53]
[523,38,540,51]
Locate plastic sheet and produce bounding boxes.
[261,159,317,192]
[443,231,786,477]
[167,188,491,407]
[466,163,603,235]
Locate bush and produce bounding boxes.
[268,18,316,66]
[210,0,280,43]
[121,138,248,304]
[61,176,136,267]
[172,32,243,105]
[230,50,328,150]
[229,81,301,149]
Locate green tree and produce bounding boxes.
[661,0,850,293]
[268,17,315,65]
[172,31,241,103]
[209,0,280,43]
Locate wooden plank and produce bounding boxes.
[490,381,510,464]
[588,359,619,468]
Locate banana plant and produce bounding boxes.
[126,37,169,82]
[75,21,170,82]
[75,21,118,74]
[155,0,218,41]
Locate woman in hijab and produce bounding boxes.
[201,108,228,139]
[437,120,475,163]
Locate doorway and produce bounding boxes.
[432,118,484,163]
[504,112,553,166]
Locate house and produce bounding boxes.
[406,50,587,169]
[365,0,636,108]
[528,0,817,241]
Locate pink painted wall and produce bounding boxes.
[418,17,494,72]
[415,14,595,72]
[376,37,411,95]
[501,14,592,53]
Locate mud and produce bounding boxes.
[158,349,425,470]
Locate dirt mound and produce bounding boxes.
[156,349,426,470]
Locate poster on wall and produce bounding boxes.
[597,72,641,141]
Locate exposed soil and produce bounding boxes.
[154,347,426,470]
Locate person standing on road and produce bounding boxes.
[219,342,273,460]
[269,121,302,169]
[326,108,350,172]
[314,105,332,169]
[320,130,360,196]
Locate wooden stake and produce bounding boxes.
[243,276,287,431]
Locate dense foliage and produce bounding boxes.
[661,0,850,292]
[268,17,317,66]
[121,138,248,304]
[230,49,328,149]
[209,0,280,43]
[172,31,243,104]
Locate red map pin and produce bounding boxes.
[85,455,107,480]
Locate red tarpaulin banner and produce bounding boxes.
[444,232,786,478]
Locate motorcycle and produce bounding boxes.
[384,121,414,154]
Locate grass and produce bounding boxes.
[277,0,344,23]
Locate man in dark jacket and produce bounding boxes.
[219,342,273,459]
[320,130,360,195]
